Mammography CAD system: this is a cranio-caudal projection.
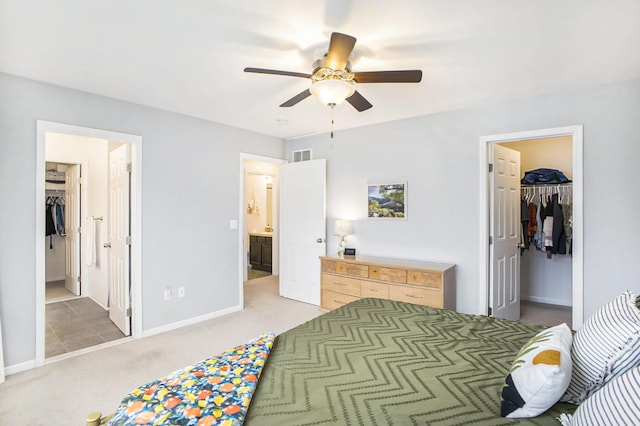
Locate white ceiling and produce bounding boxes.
[1,1,639,139]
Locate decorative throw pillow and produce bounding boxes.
[562,291,640,404]
[501,323,573,418]
[558,366,640,426]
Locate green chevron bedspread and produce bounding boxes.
[245,298,575,425]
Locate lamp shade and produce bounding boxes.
[309,79,355,106]
[334,219,352,236]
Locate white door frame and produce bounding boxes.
[35,121,143,366]
[238,153,287,308]
[478,125,584,330]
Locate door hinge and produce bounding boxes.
[77,276,81,283]
[125,235,132,245]
[489,236,493,245]
[488,307,493,316]
[126,307,132,317]
[126,163,132,173]
[488,163,494,173]
[78,227,82,234]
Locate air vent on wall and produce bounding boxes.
[292,149,312,163]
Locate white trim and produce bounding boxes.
[238,153,287,309]
[4,360,37,376]
[35,121,143,368]
[45,336,134,364]
[522,295,572,307]
[478,125,584,330]
[143,305,242,338]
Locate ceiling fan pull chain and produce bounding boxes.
[330,105,335,139]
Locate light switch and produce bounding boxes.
[229,219,238,229]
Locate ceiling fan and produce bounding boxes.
[244,32,423,112]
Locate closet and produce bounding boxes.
[501,137,573,311]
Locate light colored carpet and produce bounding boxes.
[0,275,322,425]
[519,300,572,328]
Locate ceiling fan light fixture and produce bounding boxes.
[309,78,355,107]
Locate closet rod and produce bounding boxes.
[521,182,572,188]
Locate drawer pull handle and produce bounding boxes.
[407,294,422,300]
[370,289,379,292]
[333,282,346,286]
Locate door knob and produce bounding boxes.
[103,242,112,248]
[316,238,325,243]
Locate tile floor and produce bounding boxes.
[46,297,126,358]
[247,268,271,280]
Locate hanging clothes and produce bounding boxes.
[54,200,65,235]
[45,201,56,249]
[552,194,566,255]
[45,195,65,249]
[520,183,572,258]
[521,198,530,254]
[562,203,573,254]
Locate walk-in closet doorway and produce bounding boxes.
[479,125,584,330]
[35,121,143,367]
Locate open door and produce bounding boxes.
[64,164,81,295]
[490,144,521,320]
[279,159,326,305]
[108,145,131,336]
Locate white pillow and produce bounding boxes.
[562,291,640,404]
[501,323,573,418]
[558,366,640,426]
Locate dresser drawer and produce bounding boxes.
[321,274,361,296]
[369,266,407,283]
[407,271,443,289]
[389,286,443,308]
[321,290,359,311]
[322,260,337,273]
[361,281,390,299]
[335,262,368,278]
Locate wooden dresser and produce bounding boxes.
[320,254,455,311]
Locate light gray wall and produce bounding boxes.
[288,78,640,320]
[0,72,284,367]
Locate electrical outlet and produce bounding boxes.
[178,287,185,298]
[164,287,172,301]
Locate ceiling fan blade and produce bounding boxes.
[244,67,311,79]
[354,70,423,83]
[325,32,356,71]
[280,89,312,107]
[346,90,373,112]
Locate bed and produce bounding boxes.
[98,297,580,425]
[244,298,574,425]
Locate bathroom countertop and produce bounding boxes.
[248,232,273,237]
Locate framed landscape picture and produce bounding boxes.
[367,182,407,219]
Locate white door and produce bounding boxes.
[64,165,81,295]
[490,144,521,320]
[280,159,326,305]
[108,145,131,336]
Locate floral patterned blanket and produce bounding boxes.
[109,333,275,426]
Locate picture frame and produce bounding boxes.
[367,182,407,219]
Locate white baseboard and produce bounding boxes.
[5,359,36,376]
[142,304,243,338]
[522,295,571,307]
